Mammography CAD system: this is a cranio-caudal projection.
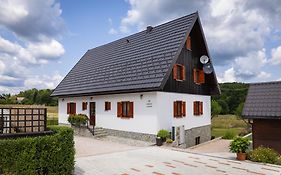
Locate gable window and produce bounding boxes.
[82,102,87,111]
[117,101,134,118]
[173,64,186,81]
[186,36,191,50]
[67,102,76,115]
[105,101,111,111]
[193,69,205,84]
[193,101,203,116]
[173,101,186,118]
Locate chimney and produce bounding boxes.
[146,26,153,33]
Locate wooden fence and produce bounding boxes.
[0,108,47,134]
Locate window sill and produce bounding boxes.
[175,79,185,82]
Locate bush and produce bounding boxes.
[68,114,88,127]
[166,139,173,144]
[229,137,250,153]
[247,146,281,165]
[157,129,170,140]
[0,126,75,175]
[222,130,235,139]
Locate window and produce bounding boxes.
[67,102,76,115]
[193,101,203,116]
[195,136,200,145]
[173,64,185,81]
[186,36,191,50]
[173,101,186,118]
[117,101,134,118]
[193,69,205,84]
[105,101,111,111]
[82,102,87,111]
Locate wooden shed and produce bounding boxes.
[242,81,281,153]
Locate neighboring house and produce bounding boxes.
[52,12,220,147]
[242,81,281,153]
[16,97,25,103]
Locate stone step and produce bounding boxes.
[94,133,107,138]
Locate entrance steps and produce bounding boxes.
[88,126,107,138]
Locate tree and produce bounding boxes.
[211,100,222,119]
[217,99,229,114]
[235,102,244,118]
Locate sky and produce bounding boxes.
[0,0,281,94]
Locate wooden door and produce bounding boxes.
[89,102,96,126]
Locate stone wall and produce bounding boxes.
[185,125,211,148]
[104,128,156,143]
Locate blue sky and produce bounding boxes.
[0,0,281,94]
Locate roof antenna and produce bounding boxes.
[146,26,153,33]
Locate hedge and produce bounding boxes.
[0,126,75,175]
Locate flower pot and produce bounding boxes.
[236,152,246,161]
[161,137,167,142]
[156,137,163,146]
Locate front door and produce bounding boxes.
[89,102,96,126]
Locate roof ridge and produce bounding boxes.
[250,80,281,86]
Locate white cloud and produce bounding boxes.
[0,0,64,41]
[24,73,63,90]
[257,71,271,79]
[269,46,281,65]
[108,28,118,35]
[217,67,237,83]
[0,0,65,93]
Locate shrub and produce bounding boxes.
[0,126,75,175]
[166,138,173,144]
[157,129,170,140]
[247,146,281,165]
[68,114,88,127]
[222,130,235,139]
[229,137,250,153]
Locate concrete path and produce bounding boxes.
[75,147,281,175]
[75,136,140,157]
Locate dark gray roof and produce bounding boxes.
[242,81,281,119]
[52,12,199,96]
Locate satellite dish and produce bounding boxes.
[200,55,209,64]
[203,63,213,74]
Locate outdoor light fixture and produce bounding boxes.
[140,94,143,99]
[62,98,65,101]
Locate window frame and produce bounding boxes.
[117,101,134,118]
[193,68,205,84]
[105,101,111,111]
[82,102,87,111]
[173,64,186,81]
[173,101,186,118]
[193,101,203,116]
[67,102,76,115]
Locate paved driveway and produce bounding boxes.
[75,147,281,175]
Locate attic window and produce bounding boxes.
[193,68,205,84]
[186,36,191,50]
[173,64,185,81]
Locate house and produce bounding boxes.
[52,12,220,147]
[242,81,281,153]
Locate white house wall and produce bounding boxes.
[58,92,158,135]
[156,91,211,131]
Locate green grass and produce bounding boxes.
[211,115,250,138]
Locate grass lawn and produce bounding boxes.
[211,115,250,138]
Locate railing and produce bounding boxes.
[0,108,47,134]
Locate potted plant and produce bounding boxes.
[157,129,170,142]
[68,114,88,127]
[229,137,250,160]
[156,137,163,146]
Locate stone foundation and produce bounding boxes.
[104,128,156,143]
[185,125,211,148]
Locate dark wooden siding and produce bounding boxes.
[163,20,216,95]
[252,119,281,154]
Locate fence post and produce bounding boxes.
[44,108,47,131]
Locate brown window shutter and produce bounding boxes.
[108,102,111,110]
[173,64,178,80]
[182,66,186,80]
[73,103,76,115]
[174,101,178,117]
[182,101,186,117]
[200,101,203,115]
[117,102,122,117]
[128,102,134,118]
[199,70,205,84]
[193,69,197,83]
[105,102,107,110]
[67,103,70,114]
[186,36,191,50]
[193,101,197,116]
